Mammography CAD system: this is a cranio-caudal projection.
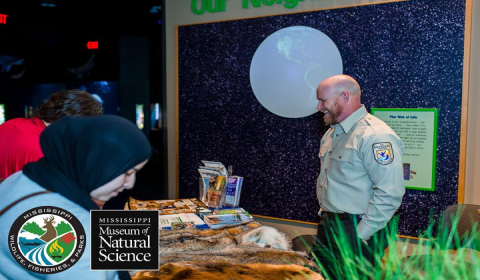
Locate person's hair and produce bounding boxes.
[32,89,103,123]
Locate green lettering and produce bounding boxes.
[284,0,301,9]
[242,0,303,9]
[207,0,221,12]
[219,0,227,11]
[191,0,207,15]
[262,0,276,6]
[243,0,262,8]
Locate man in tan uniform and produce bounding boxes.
[311,75,405,280]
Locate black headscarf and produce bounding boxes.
[23,115,151,210]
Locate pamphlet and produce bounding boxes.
[128,197,207,215]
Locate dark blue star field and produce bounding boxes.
[177,0,465,237]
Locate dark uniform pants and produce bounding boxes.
[310,214,389,280]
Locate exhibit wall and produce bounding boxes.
[166,0,477,237]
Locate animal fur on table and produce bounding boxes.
[159,222,293,255]
[131,261,324,280]
[159,243,318,267]
[131,222,322,279]
[158,222,316,265]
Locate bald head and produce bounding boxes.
[316,75,362,124]
[318,75,361,99]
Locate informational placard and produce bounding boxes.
[371,108,438,191]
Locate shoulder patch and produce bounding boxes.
[372,142,394,165]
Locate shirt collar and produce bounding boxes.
[338,105,368,134]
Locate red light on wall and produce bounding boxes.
[0,14,7,24]
[87,41,99,49]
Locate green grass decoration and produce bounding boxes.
[296,206,480,280]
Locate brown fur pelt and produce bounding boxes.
[160,221,262,239]
[160,227,236,254]
[131,261,324,280]
[151,221,321,278]
[160,243,318,268]
[159,222,263,255]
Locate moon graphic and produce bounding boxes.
[250,26,343,118]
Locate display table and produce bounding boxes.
[130,221,323,280]
[124,198,323,279]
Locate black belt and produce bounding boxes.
[321,211,363,220]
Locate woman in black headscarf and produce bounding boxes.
[0,115,151,280]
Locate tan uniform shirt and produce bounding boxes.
[317,105,405,240]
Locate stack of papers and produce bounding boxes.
[204,213,253,229]
[159,213,206,229]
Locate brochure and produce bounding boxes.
[128,197,207,215]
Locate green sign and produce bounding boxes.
[371,108,438,191]
[191,0,305,15]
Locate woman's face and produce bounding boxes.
[90,160,148,203]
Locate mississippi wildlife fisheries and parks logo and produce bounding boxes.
[8,206,86,274]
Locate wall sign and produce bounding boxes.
[191,0,306,15]
[371,108,438,191]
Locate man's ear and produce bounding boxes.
[341,91,349,103]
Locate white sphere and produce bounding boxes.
[250,26,343,118]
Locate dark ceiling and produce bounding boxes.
[0,0,162,83]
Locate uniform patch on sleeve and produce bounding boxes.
[372,142,394,165]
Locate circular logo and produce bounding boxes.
[8,206,86,274]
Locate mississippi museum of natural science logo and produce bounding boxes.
[8,206,86,274]
[90,210,159,271]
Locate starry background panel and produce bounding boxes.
[178,0,465,236]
